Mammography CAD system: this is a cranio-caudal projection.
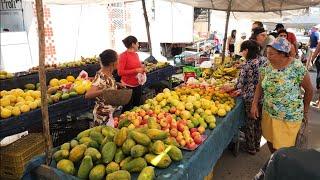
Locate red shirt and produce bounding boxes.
[117,51,142,87]
[287,32,297,45]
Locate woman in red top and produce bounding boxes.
[118,35,145,111]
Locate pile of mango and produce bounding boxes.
[54,125,182,180]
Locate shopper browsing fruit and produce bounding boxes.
[85,49,119,127]
[251,37,313,153]
[236,40,267,155]
[117,35,145,112]
[250,27,270,57]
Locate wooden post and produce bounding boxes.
[221,0,233,64]
[35,0,53,165]
[142,0,152,56]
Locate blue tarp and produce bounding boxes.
[22,98,245,180]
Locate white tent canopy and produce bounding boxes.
[170,0,320,12]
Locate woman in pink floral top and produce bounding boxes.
[237,40,267,154]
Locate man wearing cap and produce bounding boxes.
[235,32,247,59]
[275,23,298,56]
[307,26,319,70]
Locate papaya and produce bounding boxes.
[70,139,79,148]
[118,119,131,129]
[69,144,87,162]
[53,149,69,162]
[77,155,94,179]
[100,136,110,149]
[85,147,101,161]
[114,127,128,147]
[101,142,116,164]
[163,137,180,147]
[114,148,125,163]
[130,131,151,146]
[92,126,103,133]
[122,139,136,155]
[144,153,172,168]
[61,142,71,151]
[106,162,120,174]
[131,145,147,158]
[135,126,149,134]
[77,129,92,140]
[47,86,58,95]
[168,145,183,161]
[151,140,165,155]
[120,157,132,169]
[86,140,99,149]
[102,127,117,142]
[137,166,155,180]
[122,157,147,173]
[79,137,93,144]
[90,131,104,144]
[69,91,78,97]
[89,164,105,180]
[146,129,168,140]
[57,159,75,175]
[25,83,36,90]
[106,170,131,180]
[61,93,70,100]
[147,119,161,130]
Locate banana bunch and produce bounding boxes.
[201,68,213,79]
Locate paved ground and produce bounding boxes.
[211,71,320,180]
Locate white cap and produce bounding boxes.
[241,32,247,37]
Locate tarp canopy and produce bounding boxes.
[39,0,320,11]
[172,0,320,12]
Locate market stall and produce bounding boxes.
[22,97,245,180]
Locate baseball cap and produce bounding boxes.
[274,23,284,31]
[268,37,291,53]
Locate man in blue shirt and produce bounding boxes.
[307,27,319,70]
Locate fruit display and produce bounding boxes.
[144,62,170,73]
[29,56,99,73]
[115,87,236,150]
[0,70,14,79]
[53,125,182,179]
[0,75,92,119]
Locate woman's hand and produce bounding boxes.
[116,82,126,89]
[250,103,259,120]
[135,67,145,73]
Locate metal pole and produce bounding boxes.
[221,0,232,64]
[35,0,53,165]
[142,0,152,56]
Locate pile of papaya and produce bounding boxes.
[53,125,183,180]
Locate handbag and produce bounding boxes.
[295,115,308,149]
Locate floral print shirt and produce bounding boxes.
[260,59,306,122]
[237,56,267,103]
[92,71,117,126]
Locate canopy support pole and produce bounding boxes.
[35,0,53,165]
[221,0,232,64]
[142,0,152,56]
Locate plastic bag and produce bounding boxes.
[137,73,147,85]
[77,70,89,80]
[295,117,308,149]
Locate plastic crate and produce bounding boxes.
[50,116,90,147]
[0,133,45,180]
[141,88,156,103]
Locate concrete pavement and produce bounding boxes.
[211,71,320,180]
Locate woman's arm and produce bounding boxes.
[117,54,140,76]
[251,78,263,119]
[85,86,103,99]
[300,72,313,115]
[311,43,320,63]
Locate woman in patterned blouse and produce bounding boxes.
[85,49,119,127]
[251,38,313,153]
[237,40,267,155]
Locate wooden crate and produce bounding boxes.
[0,133,45,179]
